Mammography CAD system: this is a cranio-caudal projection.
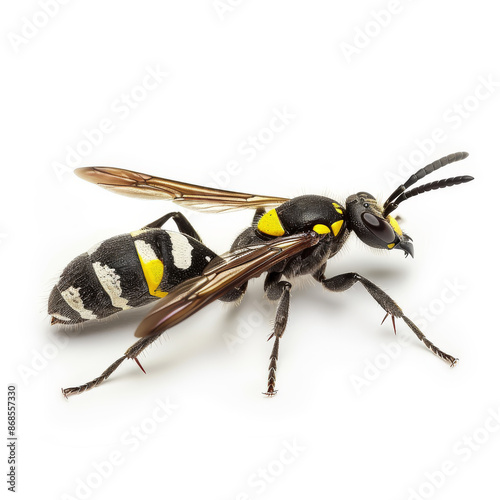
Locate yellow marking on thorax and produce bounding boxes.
[331,220,344,236]
[332,202,343,214]
[257,209,285,236]
[313,220,344,237]
[313,224,331,234]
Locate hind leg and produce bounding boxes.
[263,272,292,396]
[143,211,203,242]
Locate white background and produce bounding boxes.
[2,1,499,499]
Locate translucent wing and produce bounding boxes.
[134,231,322,338]
[75,166,288,212]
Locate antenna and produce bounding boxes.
[383,152,473,217]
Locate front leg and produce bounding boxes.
[264,272,292,396]
[314,271,458,366]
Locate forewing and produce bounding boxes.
[75,166,288,212]
[134,231,322,338]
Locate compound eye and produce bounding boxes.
[361,212,395,243]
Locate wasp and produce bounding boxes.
[53,152,473,397]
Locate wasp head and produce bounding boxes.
[345,192,414,257]
[346,152,474,259]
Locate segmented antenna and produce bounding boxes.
[383,152,472,217]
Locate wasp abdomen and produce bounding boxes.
[49,229,217,325]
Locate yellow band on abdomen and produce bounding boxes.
[134,239,168,298]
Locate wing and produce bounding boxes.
[75,166,288,212]
[134,231,322,338]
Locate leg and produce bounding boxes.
[218,282,248,303]
[314,271,458,366]
[143,212,203,242]
[264,272,292,396]
[62,332,164,398]
[62,277,248,397]
[219,214,266,303]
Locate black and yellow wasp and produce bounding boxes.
[51,152,473,397]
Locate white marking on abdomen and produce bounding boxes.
[60,286,98,320]
[92,262,131,310]
[134,239,158,263]
[51,313,71,322]
[130,229,148,237]
[168,232,193,270]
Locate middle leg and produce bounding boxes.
[263,272,292,396]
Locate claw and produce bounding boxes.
[263,390,278,397]
[134,357,146,374]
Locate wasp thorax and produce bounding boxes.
[257,195,346,238]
